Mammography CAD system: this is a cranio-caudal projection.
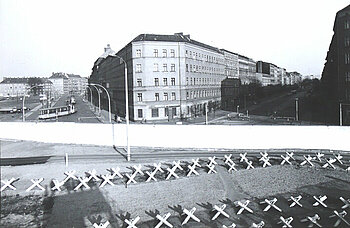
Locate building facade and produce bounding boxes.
[49,72,69,95]
[221,49,239,79]
[0,77,52,98]
[238,54,256,84]
[221,77,240,111]
[89,33,227,121]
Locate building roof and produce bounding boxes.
[50,73,68,79]
[132,33,222,53]
[0,77,29,84]
[67,74,81,78]
[0,77,52,84]
[220,49,239,56]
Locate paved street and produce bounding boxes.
[25,94,100,123]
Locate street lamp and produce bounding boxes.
[89,83,111,123]
[236,105,239,114]
[295,98,299,121]
[86,86,93,108]
[111,54,130,162]
[22,85,42,122]
[89,84,101,116]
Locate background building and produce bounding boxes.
[321,4,350,124]
[221,77,240,111]
[238,54,256,84]
[0,77,52,98]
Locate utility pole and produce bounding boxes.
[340,102,342,126]
[295,98,299,121]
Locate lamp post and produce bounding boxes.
[236,105,239,114]
[89,83,111,123]
[22,85,42,122]
[295,98,299,121]
[86,86,93,108]
[111,55,130,161]
[89,84,101,116]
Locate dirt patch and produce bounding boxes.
[0,194,54,227]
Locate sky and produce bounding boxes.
[1,0,349,81]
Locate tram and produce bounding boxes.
[38,104,76,120]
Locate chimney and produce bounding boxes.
[104,44,111,52]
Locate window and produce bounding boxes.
[152,108,159,117]
[154,49,158,57]
[163,78,168,86]
[345,20,350,29]
[154,78,159,86]
[346,72,350,82]
[171,64,175,72]
[171,92,176,100]
[163,64,168,72]
[186,91,189,99]
[186,64,189,72]
[190,65,192,72]
[155,93,159,101]
[164,93,168,100]
[346,53,350,64]
[186,50,188,57]
[153,63,159,72]
[137,93,143,101]
[162,49,167,57]
[138,109,143,118]
[165,107,169,117]
[170,49,175,57]
[172,107,177,116]
[171,78,175,86]
[186,77,188,85]
[136,49,141,58]
[346,37,350,47]
[137,78,142,87]
[136,64,142,73]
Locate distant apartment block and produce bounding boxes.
[0,77,52,98]
[256,61,301,86]
[238,54,256,84]
[49,72,87,95]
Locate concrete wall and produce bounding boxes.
[0,122,350,151]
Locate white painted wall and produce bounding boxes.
[0,122,349,151]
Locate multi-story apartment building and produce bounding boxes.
[322,4,350,124]
[221,49,239,78]
[0,77,52,97]
[238,54,256,84]
[49,72,69,95]
[89,33,226,121]
[67,74,87,94]
[0,78,28,97]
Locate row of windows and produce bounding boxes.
[186,77,221,86]
[136,92,176,102]
[136,49,176,58]
[145,107,177,118]
[153,49,176,58]
[186,89,220,99]
[136,63,176,73]
[153,63,176,72]
[185,50,224,64]
[185,64,224,75]
[155,92,176,101]
[136,78,176,87]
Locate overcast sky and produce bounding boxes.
[1,0,349,81]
